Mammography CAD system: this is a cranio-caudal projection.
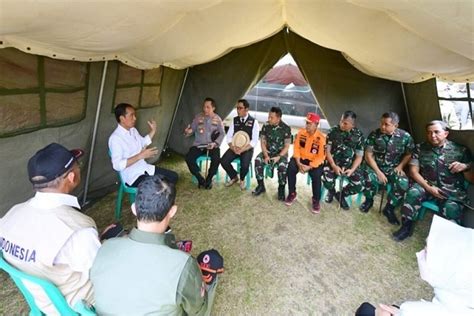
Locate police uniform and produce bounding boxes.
[322,125,365,196]
[254,120,292,185]
[287,128,326,200]
[401,140,472,222]
[91,228,218,316]
[363,128,414,207]
[185,112,225,186]
[221,114,259,181]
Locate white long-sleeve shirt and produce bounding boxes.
[225,114,260,148]
[108,124,155,185]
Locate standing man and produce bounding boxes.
[252,107,292,200]
[360,112,414,225]
[285,112,326,213]
[322,110,365,210]
[184,97,225,189]
[91,176,222,315]
[393,120,472,241]
[221,99,260,190]
[109,103,178,187]
[0,143,99,315]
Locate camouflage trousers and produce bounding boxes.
[401,183,464,221]
[322,165,364,196]
[363,167,409,207]
[254,152,288,185]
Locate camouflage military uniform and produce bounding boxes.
[363,128,414,207]
[254,121,291,185]
[322,126,365,195]
[401,140,472,221]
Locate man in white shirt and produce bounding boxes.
[221,99,260,190]
[0,143,100,315]
[109,103,178,187]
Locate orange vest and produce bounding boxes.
[293,128,326,168]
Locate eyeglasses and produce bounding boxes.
[236,106,245,110]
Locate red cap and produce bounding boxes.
[305,112,320,123]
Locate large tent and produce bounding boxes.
[0,0,473,218]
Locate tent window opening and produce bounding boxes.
[436,80,473,130]
[0,48,89,138]
[113,63,162,110]
[236,53,328,131]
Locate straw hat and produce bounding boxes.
[232,131,250,148]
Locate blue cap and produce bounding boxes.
[27,143,84,184]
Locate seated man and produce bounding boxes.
[221,99,260,190]
[252,106,291,200]
[285,112,326,213]
[0,143,99,315]
[184,97,225,189]
[322,110,365,210]
[393,120,472,241]
[109,103,178,187]
[360,112,414,225]
[356,215,473,316]
[91,176,222,315]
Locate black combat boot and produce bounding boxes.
[383,204,400,225]
[392,217,414,241]
[359,198,373,213]
[277,185,285,201]
[252,180,266,196]
[337,191,350,210]
[325,189,336,203]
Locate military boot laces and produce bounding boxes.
[383,204,400,225]
[359,198,373,213]
[392,218,414,242]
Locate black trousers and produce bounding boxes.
[287,158,323,200]
[185,146,220,182]
[129,167,179,187]
[220,148,254,180]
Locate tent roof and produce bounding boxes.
[0,0,473,83]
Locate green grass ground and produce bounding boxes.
[0,154,433,315]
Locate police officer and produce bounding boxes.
[221,99,260,190]
[360,112,414,225]
[184,97,225,189]
[252,107,292,200]
[322,110,365,210]
[393,120,472,241]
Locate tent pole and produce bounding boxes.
[400,82,413,134]
[164,68,189,147]
[82,61,109,206]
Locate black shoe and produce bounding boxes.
[392,218,414,241]
[197,176,205,189]
[278,185,285,201]
[252,181,266,196]
[336,191,350,210]
[359,198,373,213]
[204,177,213,190]
[325,190,335,203]
[383,204,400,225]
